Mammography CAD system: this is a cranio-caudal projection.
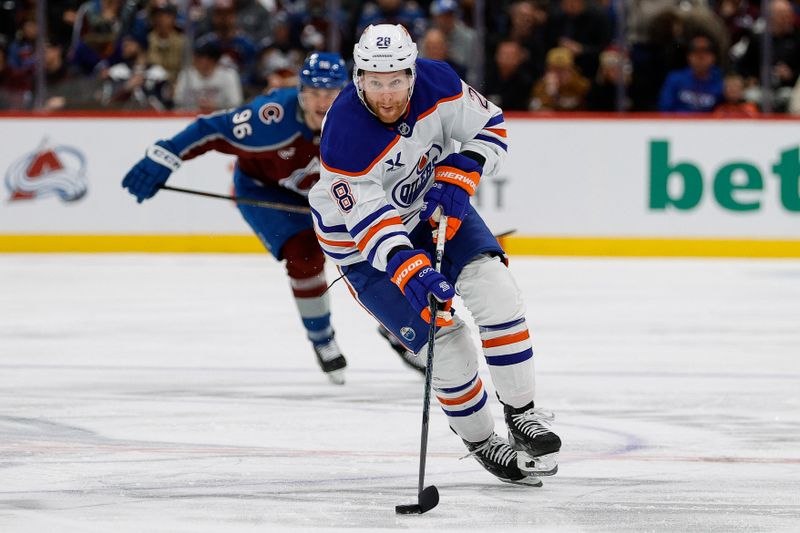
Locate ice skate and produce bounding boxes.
[504,402,561,476]
[461,433,543,486]
[312,337,347,385]
[377,325,425,376]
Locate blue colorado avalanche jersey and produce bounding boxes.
[308,59,507,271]
[167,87,322,196]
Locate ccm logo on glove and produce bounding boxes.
[387,249,455,326]
[393,258,426,289]
[146,143,182,171]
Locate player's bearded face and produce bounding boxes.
[360,71,412,123]
[300,87,341,131]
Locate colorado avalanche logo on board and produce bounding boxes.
[391,144,442,208]
[5,139,88,202]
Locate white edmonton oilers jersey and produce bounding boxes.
[308,59,507,272]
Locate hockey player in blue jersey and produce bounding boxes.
[122,52,367,384]
[309,25,562,484]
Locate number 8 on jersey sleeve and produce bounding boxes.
[330,180,356,213]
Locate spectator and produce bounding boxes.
[47,1,83,50]
[658,34,723,112]
[428,0,477,83]
[71,0,123,74]
[544,0,612,79]
[420,27,467,79]
[738,0,800,111]
[789,71,800,114]
[201,0,257,79]
[43,42,104,110]
[587,46,632,111]
[0,2,15,44]
[629,7,685,110]
[174,37,242,112]
[146,0,184,86]
[260,49,301,90]
[0,35,12,109]
[625,0,704,49]
[7,18,37,72]
[357,0,428,39]
[459,0,478,27]
[484,39,535,110]
[530,46,591,110]
[714,72,760,116]
[499,0,548,81]
[236,0,274,44]
[625,1,726,110]
[2,18,36,107]
[714,0,759,47]
[126,0,162,47]
[101,33,170,110]
[287,0,351,53]
[254,11,305,92]
[1,36,30,108]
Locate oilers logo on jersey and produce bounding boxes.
[391,143,442,208]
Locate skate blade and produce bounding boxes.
[325,369,346,385]
[517,451,558,477]
[501,475,543,487]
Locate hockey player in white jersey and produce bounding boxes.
[308,24,561,484]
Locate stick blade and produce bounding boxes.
[418,485,439,513]
[395,503,422,515]
[395,485,439,515]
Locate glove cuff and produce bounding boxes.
[434,166,480,196]
[146,142,182,172]
[389,252,432,293]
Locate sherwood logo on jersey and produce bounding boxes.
[5,139,88,202]
[391,144,443,208]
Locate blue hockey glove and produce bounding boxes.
[420,153,482,241]
[387,249,455,326]
[122,140,182,203]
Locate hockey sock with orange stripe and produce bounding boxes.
[479,317,536,408]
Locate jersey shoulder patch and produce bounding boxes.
[252,88,296,124]
[320,85,398,176]
[410,59,463,114]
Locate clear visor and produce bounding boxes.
[359,73,412,94]
[299,87,340,107]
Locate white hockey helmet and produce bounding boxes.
[352,24,418,111]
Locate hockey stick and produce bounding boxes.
[494,229,517,239]
[395,213,448,516]
[159,185,312,214]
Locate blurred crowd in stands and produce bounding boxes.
[1,0,800,114]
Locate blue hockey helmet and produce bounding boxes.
[299,52,348,89]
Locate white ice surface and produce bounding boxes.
[1,254,799,532]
